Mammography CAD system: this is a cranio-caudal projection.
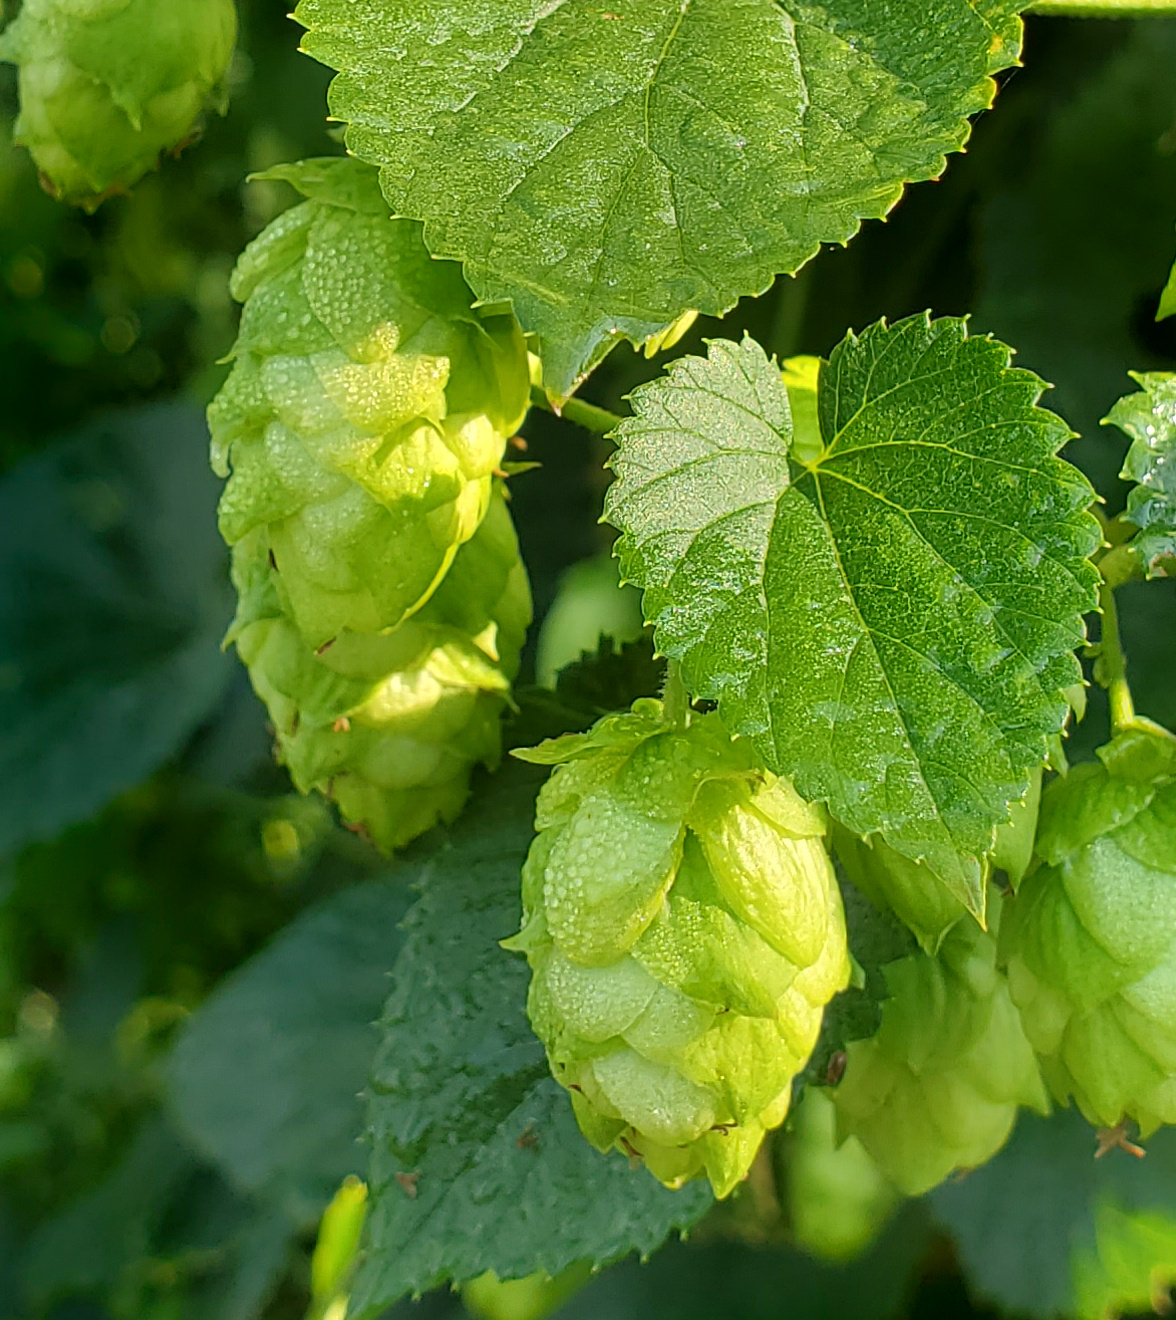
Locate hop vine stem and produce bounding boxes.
[1097,578,1137,735]
[530,385,623,436]
[661,659,691,727]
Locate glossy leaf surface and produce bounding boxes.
[606,319,1099,910]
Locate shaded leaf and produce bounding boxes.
[556,1203,933,1320]
[605,320,1099,911]
[932,1108,1176,1319]
[167,879,411,1225]
[0,403,234,857]
[971,21,1176,496]
[509,634,666,748]
[354,763,711,1315]
[293,0,1022,397]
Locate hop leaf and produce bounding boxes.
[506,701,850,1198]
[208,157,531,651]
[232,488,530,853]
[832,913,1049,1196]
[1000,723,1176,1137]
[0,0,237,208]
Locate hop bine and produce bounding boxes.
[1000,723,1176,1138]
[505,699,850,1197]
[0,0,237,208]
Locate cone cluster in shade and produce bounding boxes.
[507,699,851,1197]
[208,157,532,852]
[832,909,1049,1197]
[1000,723,1176,1136]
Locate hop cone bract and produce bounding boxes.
[1000,724,1176,1136]
[209,157,530,651]
[507,701,850,1197]
[832,912,1048,1195]
[0,0,237,208]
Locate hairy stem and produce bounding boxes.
[661,659,691,727]
[530,385,622,436]
[1097,579,1137,735]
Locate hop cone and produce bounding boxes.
[832,913,1049,1195]
[1000,724,1176,1136]
[785,1088,898,1264]
[0,0,237,208]
[506,700,850,1198]
[832,770,1041,955]
[209,157,530,652]
[230,487,529,853]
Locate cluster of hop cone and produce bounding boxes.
[206,157,1176,1203]
[6,0,1169,1197]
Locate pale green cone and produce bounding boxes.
[209,156,530,651]
[832,910,1049,1196]
[1000,724,1176,1137]
[232,489,530,852]
[0,0,237,208]
[785,1088,899,1264]
[831,770,1042,954]
[507,702,850,1198]
[832,826,969,955]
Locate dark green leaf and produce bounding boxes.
[509,635,666,747]
[605,320,1100,911]
[167,880,411,1225]
[293,0,1022,397]
[557,1204,933,1320]
[1104,372,1176,575]
[22,1121,196,1307]
[972,21,1176,496]
[932,1108,1176,1319]
[0,404,234,857]
[354,764,712,1315]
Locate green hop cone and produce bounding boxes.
[832,826,969,956]
[1000,724,1176,1136]
[506,700,851,1198]
[784,1088,899,1264]
[831,770,1042,955]
[208,156,530,651]
[832,910,1049,1196]
[231,487,530,852]
[0,0,237,208]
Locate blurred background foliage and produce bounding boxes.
[0,3,1174,1319]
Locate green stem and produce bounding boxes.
[661,659,691,727]
[1027,0,1176,13]
[529,385,622,436]
[1093,510,1146,589]
[1097,578,1137,734]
